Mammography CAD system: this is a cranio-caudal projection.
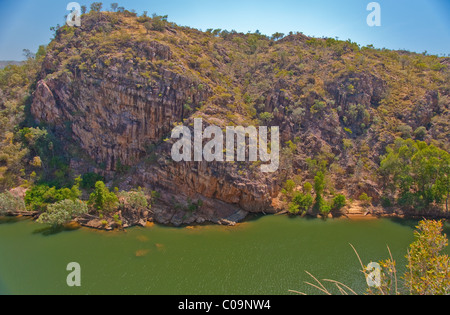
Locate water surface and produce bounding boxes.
[0,215,447,295]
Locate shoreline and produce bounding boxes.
[2,209,448,232]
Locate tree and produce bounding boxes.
[288,202,300,215]
[414,126,427,141]
[283,179,296,195]
[259,112,274,124]
[23,49,35,60]
[37,199,88,226]
[111,3,119,12]
[81,5,87,14]
[313,171,328,214]
[292,192,313,213]
[118,190,149,211]
[24,178,82,212]
[81,172,104,189]
[271,32,285,41]
[332,194,347,212]
[303,182,313,194]
[90,2,103,12]
[380,139,449,211]
[144,21,152,34]
[88,181,119,213]
[404,220,450,295]
[151,13,168,32]
[0,192,26,214]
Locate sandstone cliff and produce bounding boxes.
[29,11,449,225]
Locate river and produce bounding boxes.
[0,215,448,295]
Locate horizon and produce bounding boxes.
[0,0,449,61]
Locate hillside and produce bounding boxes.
[0,61,24,69]
[1,9,449,227]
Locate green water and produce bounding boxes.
[0,215,448,295]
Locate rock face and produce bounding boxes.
[32,63,211,172]
[31,32,279,225]
[29,12,449,225]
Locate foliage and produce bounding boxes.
[288,202,300,215]
[187,198,203,213]
[283,179,296,195]
[331,194,346,212]
[296,220,450,295]
[81,172,105,189]
[303,182,313,194]
[312,171,325,213]
[0,191,26,214]
[37,199,88,226]
[359,193,372,207]
[404,220,450,295]
[0,51,45,190]
[90,2,103,12]
[151,14,168,32]
[292,192,314,213]
[24,177,82,212]
[118,189,149,211]
[88,181,119,213]
[110,3,118,12]
[380,139,449,211]
[259,112,274,124]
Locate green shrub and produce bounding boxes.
[288,202,300,215]
[380,139,449,211]
[284,180,296,195]
[25,178,82,212]
[81,172,104,189]
[0,192,26,214]
[414,126,427,140]
[332,194,347,211]
[37,199,88,226]
[359,193,373,207]
[88,181,119,213]
[292,192,314,212]
[259,112,274,124]
[118,190,149,210]
[404,220,450,295]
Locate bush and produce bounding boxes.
[292,192,314,212]
[25,178,82,212]
[288,202,300,215]
[0,192,26,214]
[317,197,332,215]
[359,193,373,207]
[332,194,347,212]
[404,220,450,295]
[37,199,88,226]
[151,14,168,32]
[283,180,296,195]
[88,181,119,212]
[259,112,274,124]
[81,172,104,189]
[118,190,149,211]
[303,182,313,194]
[414,126,427,140]
[380,139,449,211]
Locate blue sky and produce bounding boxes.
[0,0,449,60]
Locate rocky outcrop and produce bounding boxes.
[28,12,449,225]
[31,38,279,225]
